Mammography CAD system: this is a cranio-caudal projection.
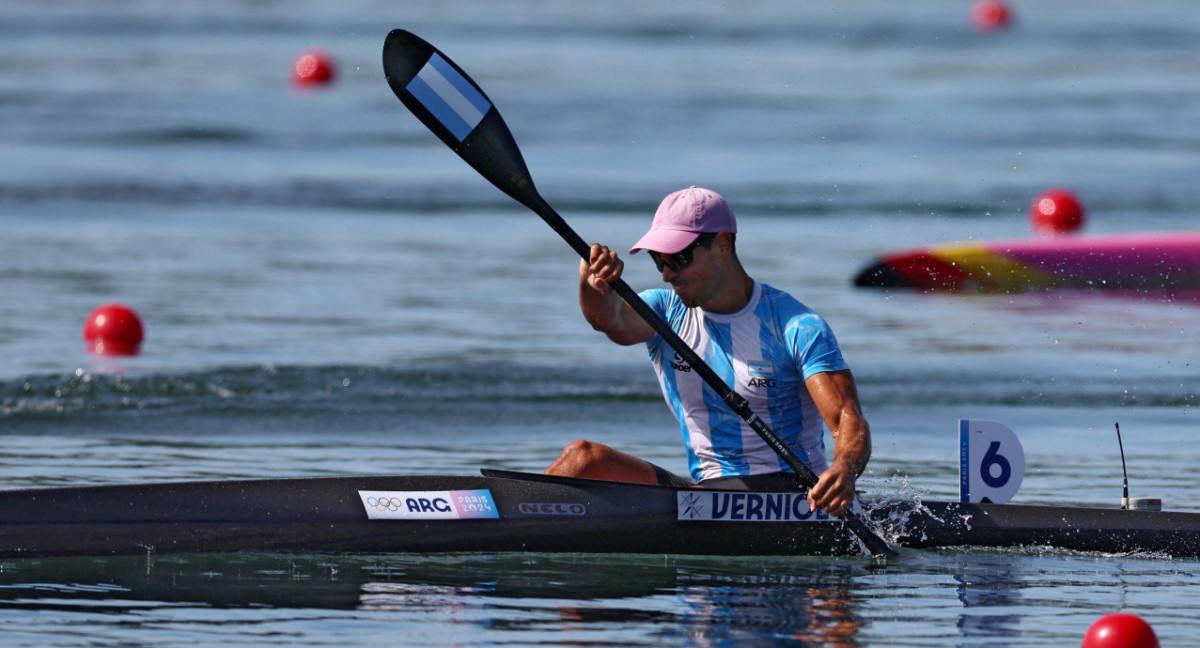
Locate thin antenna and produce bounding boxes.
[1116,422,1130,509]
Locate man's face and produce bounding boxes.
[653,235,723,309]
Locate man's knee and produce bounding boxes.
[560,439,611,463]
[548,439,660,484]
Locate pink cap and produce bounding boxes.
[629,186,737,254]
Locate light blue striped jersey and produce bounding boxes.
[641,281,848,482]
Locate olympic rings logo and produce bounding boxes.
[366,496,405,512]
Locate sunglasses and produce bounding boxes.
[649,233,717,273]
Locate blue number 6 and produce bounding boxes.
[980,441,1011,488]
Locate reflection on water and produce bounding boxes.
[953,555,1023,645]
[0,550,1197,646]
[357,554,870,646]
[0,553,869,645]
[673,575,864,646]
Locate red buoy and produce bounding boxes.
[1082,613,1159,648]
[292,49,335,89]
[971,0,1013,31]
[83,303,144,356]
[1030,188,1086,235]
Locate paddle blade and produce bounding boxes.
[383,29,542,211]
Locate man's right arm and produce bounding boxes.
[579,244,655,346]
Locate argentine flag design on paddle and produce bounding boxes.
[406,53,491,141]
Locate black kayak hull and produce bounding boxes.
[885,500,1200,557]
[0,470,1195,558]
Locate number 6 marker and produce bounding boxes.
[959,419,1025,503]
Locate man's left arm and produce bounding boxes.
[803,369,871,517]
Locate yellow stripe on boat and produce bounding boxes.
[929,242,1058,291]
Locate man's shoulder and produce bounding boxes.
[754,283,836,347]
[639,287,689,320]
[757,282,792,301]
[757,283,817,317]
[640,287,678,307]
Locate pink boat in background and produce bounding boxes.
[853,231,1200,293]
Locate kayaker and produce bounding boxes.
[544,186,872,518]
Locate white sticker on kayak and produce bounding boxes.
[959,419,1025,504]
[359,489,499,520]
[677,491,837,522]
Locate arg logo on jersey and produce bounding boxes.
[747,360,776,388]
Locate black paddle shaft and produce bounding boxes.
[382,29,895,559]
